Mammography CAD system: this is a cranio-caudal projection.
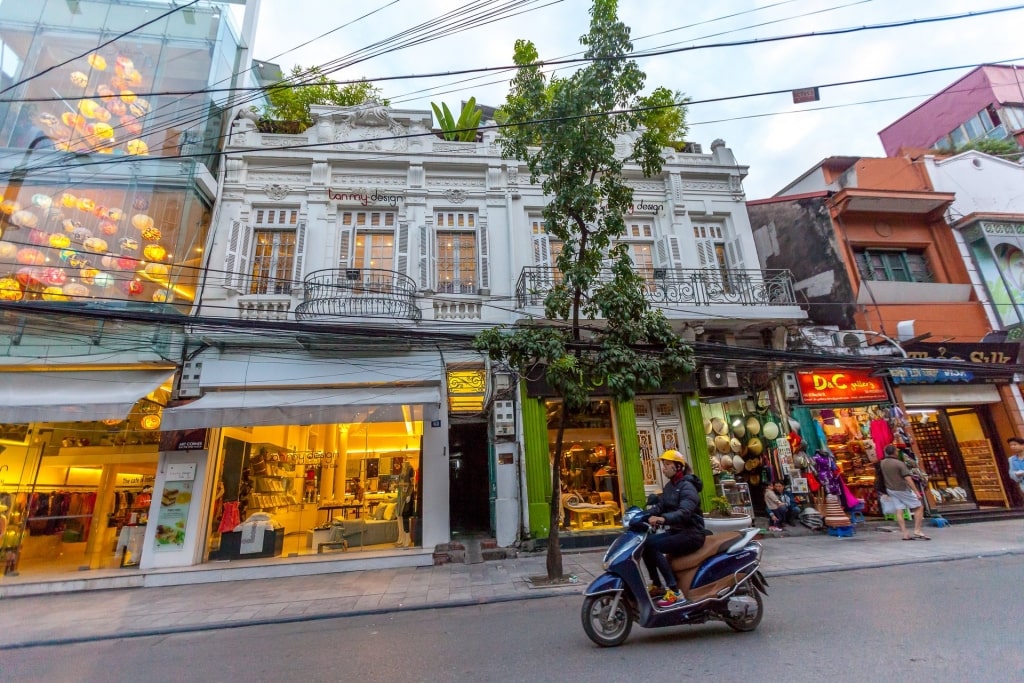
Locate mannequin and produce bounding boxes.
[395,461,415,547]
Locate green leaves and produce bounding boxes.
[431,97,483,142]
[264,65,387,129]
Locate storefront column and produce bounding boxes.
[613,400,644,508]
[84,464,117,569]
[333,425,349,501]
[682,393,715,511]
[521,394,553,538]
[321,423,337,502]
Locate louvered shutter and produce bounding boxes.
[292,220,307,284]
[655,235,683,270]
[224,220,253,290]
[338,218,353,268]
[478,221,490,292]
[725,235,745,271]
[394,222,410,277]
[418,223,432,290]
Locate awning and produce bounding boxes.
[161,385,442,430]
[899,383,1002,406]
[0,369,175,423]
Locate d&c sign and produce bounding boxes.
[796,369,889,405]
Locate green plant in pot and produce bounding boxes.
[708,495,734,518]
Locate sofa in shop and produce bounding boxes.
[319,502,400,552]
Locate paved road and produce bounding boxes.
[3,555,1022,683]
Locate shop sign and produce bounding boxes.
[628,200,664,215]
[154,481,193,552]
[903,342,1019,365]
[889,367,974,385]
[160,429,208,451]
[327,188,402,207]
[796,369,888,404]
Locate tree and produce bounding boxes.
[474,0,694,581]
[262,65,388,130]
[432,97,483,141]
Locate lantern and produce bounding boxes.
[141,226,161,242]
[115,55,135,73]
[63,283,90,298]
[61,113,85,130]
[143,243,166,261]
[58,249,76,262]
[128,98,150,117]
[70,227,93,244]
[67,253,91,269]
[132,196,150,211]
[15,267,44,287]
[87,53,107,70]
[70,71,89,87]
[43,267,67,286]
[27,229,49,246]
[131,213,153,231]
[93,271,113,289]
[120,115,142,136]
[76,197,96,213]
[116,256,140,271]
[152,290,169,303]
[140,414,162,430]
[91,123,114,140]
[79,267,99,284]
[106,207,124,222]
[11,209,38,229]
[78,99,102,119]
[0,278,23,301]
[119,90,136,103]
[42,286,69,301]
[83,237,108,253]
[49,233,71,249]
[123,279,143,296]
[0,199,20,215]
[97,84,115,99]
[125,139,149,156]
[31,194,53,210]
[107,100,127,117]
[118,237,139,252]
[16,248,46,266]
[144,262,169,277]
[99,220,118,236]
[0,241,18,258]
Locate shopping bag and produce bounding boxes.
[879,494,896,516]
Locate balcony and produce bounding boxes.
[515,267,797,308]
[294,268,421,321]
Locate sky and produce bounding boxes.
[240,0,1024,199]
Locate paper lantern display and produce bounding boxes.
[67,253,91,269]
[132,196,149,211]
[120,115,142,136]
[116,256,140,271]
[128,99,150,117]
[131,213,153,231]
[119,237,139,252]
[62,219,82,233]
[0,278,23,301]
[16,248,46,266]
[79,267,99,284]
[122,279,144,296]
[140,225,161,241]
[93,271,113,289]
[70,226,93,244]
[0,200,20,215]
[43,267,67,286]
[106,207,124,222]
[83,237,108,253]
[58,248,76,262]
[76,197,96,213]
[144,262,169,277]
[31,194,53,210]
[143,243,166,261]
[15,267,44,287]
[27,229,49,245]
[152,289,169,303]
[63,283,90,298]
[70,71,89,88]
[99,220,119,236]
[11,209,38,228]
[87,53,107,70]
[125,139,149,155]
[0,241,18,258]
[42,286,69,301]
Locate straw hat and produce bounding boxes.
[745,416,761,436]
[732,455,745,472]
[762,421,780,440]
[711,417,728,436]
[729,437,742,453]
[746,437,764,456]
[703,419,713,435]
[715,435,732,454]
[731,420,745,438]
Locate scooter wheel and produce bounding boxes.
[723,587,763,632]
[581,594,632,647]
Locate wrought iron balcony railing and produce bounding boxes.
[294,268,421,321]
[515,266,797,308]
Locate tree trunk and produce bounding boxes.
[546,405,568,580]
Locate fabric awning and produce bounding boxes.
[0,369,175,423]
[161,385,441,430]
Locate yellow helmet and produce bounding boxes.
[658,449,687,465]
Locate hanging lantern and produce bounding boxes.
[120,115,142,136]
[62,218,82,233]
[0,199,20,215]
[83,237,109,254]
[141,225,161,242]
[58,248,76,262]
[0,241,19,258]
[118,237,139,252]
[70,71,89,87]
[16,248,46,266]
[87,53,107,70]
[152,289,169,303]
[93,271,113,289]
[116,256,140,271]
[107,99,127,117]
[67,253,91,269]
[99,219,119,236]
[27,229,49,246]
[70,226,93,244]
[31,194,53,210]
[0,278,23,301]
[131,213,153,231]
[61,113,86,130]
[76,197,96,213]
[63,283,90,298]
[115,55,135,74]
[42,286,69,301]
[144,262,169,277]
[78,99,102,119]
[101,255,116,269]
[122,279,144,296]
[11,209,38,229]
[106,207,124,222]
[43,267,67,286]
[15,267,44,287]
[125,139,149,156]
[143,243,166,261]
[139,414,162,430]
[79,267,99,284]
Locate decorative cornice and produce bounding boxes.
[444,189,468,204]
[264,184,290,200]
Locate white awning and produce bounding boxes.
[899,383,1002,406]
[162,385,442,430]
[0,369,175,424]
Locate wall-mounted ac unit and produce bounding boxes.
[832,330,869,351]
[700,366,739,390]
[493,399,515,437]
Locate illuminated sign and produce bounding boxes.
[796,369,889,405]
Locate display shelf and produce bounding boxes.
[719,481,753,518]
[958,440,1006,505]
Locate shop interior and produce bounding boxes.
[1,397,166,578]
[809,406,889,516]
[207,408,423,561]
[547,400,622,532]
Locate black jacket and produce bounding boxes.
[650,473,705,533]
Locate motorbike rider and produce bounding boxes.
[643,450,706,607]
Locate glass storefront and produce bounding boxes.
[546,400,622,532]
[205,415,424,561]
[0,389,169,578]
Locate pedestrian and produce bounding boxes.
[764,481,794,530]
[879,445,929,541]
[1005,437,1024,498]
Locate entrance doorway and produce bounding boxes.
[448,422,491,532]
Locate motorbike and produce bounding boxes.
[581,506,768,647]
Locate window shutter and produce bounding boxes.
[395,222,410,276]
[532,232,551,269]
[418,223,432,290]
[338,220,353,268]
[292,220,307,284]
[478,222,490,291]
[655,235,683,269]
[695,238,716,269]
[224,220,253,290]
[725,235,745,271]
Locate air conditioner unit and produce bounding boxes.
[493,400,515,437]
[800,325,840,348]
[832,330,869,351]
[700,366,739,390]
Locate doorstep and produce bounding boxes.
[0,547,434,599]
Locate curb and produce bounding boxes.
[3,549,1022,651]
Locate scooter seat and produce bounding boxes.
[668,531,743,572]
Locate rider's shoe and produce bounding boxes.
[656,588,687,607]
[647,583,664,598]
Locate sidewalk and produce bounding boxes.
[1,519,1022,650]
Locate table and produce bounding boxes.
[318,503,363,523]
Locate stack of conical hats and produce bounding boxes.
[823,494,851,527]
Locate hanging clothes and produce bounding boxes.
[219,501,241,533]
[869,419,893,460]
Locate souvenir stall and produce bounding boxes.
[790,369,906,517]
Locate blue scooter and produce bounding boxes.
[581,507,768,647]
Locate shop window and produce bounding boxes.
[614,218,655,289]
[530,216,563,284]
[854,248,933,283]
[436,224,477,294]
[245,208,301,294]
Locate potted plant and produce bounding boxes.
[704,495,753,533]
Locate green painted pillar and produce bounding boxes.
[682,392,715,511]
[613,400,645,508]
[521,393,553,539]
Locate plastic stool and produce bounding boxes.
[849,510,866,525]
[827,525,855,537]
[884,510,912,522]
[929,516,950,528]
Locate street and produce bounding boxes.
[2,555,1022,683]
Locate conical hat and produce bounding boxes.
[732,455,745,472]
[762,422,780,440]
[730,437,742,453]
[731,421,745,438]
[715,435,732,454]
[711,417,728,436]
[745,416,761,435]
[746,437,764,456]
[704,419,713,435]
